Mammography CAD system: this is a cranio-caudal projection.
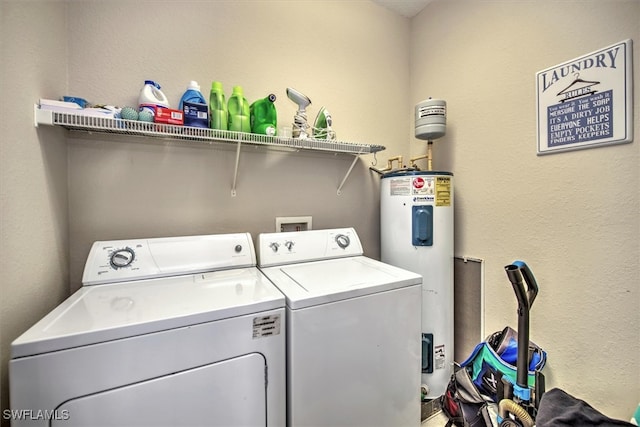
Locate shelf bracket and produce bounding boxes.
[231,138,243,197]
[34,104,54,127]
[337,154,360,196]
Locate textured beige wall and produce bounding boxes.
[412,0,639,419]
[64,0,411,290]
[0,1,70,422]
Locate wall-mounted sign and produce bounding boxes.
[536,39,633,155]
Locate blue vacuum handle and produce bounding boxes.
[504,260,539,394]
[505,264,527,311]
[512,260,538,309]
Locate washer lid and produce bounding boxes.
[259,256,422,309]
[11,267,284,358]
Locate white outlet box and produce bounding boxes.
[275,216,313,232]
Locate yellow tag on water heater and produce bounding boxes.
[435,176,451,207]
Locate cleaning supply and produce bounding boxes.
[286,87,312,138]
[138,110,154,122]
[154,106,184,125]
[227,86,250,133]
[179,81,208,128]
[313,106,335,140]
[250,94,277,136]
[138,80,169,117]
[120,106,139,121]
[209,81,228,130]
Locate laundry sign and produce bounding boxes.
[536,39,633,155]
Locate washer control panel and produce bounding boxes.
[82,233,256,286]
[110,247,136,269]
[257,227,363,267]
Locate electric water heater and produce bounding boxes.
[380,171,454,398]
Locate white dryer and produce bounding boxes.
[10,233,285,427]
[257,228,422,427]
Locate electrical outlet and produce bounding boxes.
[276,216,312,232]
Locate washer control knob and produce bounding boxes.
[234,244,242,253]
[284,240,295,251]
[335,234,350,249]
[270,242,280,252]
[110,248,135,269]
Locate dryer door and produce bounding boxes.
[53,353,266,427]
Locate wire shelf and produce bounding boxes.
[36,109,386,155]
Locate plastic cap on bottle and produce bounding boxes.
[212,81,223,91]
[232,86,243,96]
[187,81,200,91]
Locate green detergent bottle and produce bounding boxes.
[227,86,251,133]
[209,81,227,130]
[250,94,277,136]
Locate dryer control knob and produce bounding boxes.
[284,241,294,251]
[110,248,135,269]
[335,234,350,249]
[269,242,280,252]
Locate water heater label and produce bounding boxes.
[389,178,412,196]
[252,314,281,338]
[412,176,435,197]
[435,176,452,207]
[435,345,446,369]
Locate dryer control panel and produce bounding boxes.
[257,228,363,267]
[82,233,256,285]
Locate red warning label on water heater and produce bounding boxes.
[412,177,435,198]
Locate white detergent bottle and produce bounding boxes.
[138,80,169,117]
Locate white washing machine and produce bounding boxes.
[9,233,286,427]
[257,228,422,427]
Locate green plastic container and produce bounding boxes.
[227,86,251,133]
[209,81,228,130]
[250,94,277,136]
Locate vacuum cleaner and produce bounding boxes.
[497,261,546,427]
